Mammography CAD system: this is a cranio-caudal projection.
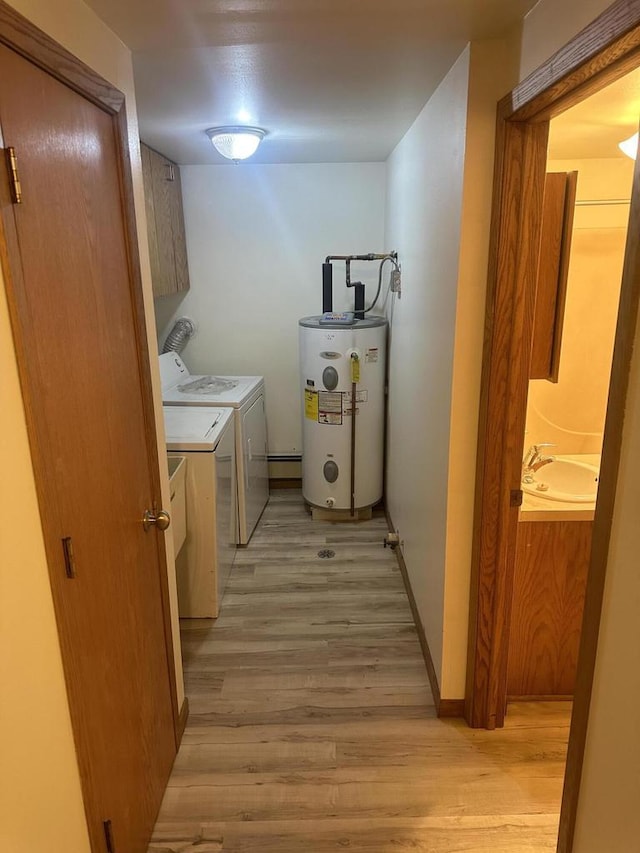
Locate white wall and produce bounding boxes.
[384,48,470,687]
[382,0,627,706]
[442,39,520,697]
[384,39,518,696]
[382,0,627,710]
[158,163,386,457]
[0,2,183,851]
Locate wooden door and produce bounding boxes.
[0,42,175,853]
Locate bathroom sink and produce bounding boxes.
[522,456,599,503]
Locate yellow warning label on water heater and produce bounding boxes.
[350,354,360,383]
[305,389,319,420]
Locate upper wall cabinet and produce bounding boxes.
[140,142,190,297]
[530,171,578,382]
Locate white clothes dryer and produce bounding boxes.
[160,352,269,544]
[163,406,236,618]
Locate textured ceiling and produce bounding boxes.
[84,0,538,164]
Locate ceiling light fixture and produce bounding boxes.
[205,126,266,162]
[618,131,638,160]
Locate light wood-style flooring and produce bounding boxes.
[149,491,570,852]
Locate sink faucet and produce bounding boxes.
[523,443,556,473]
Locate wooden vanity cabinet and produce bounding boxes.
[140,142,190,297]
[507,519,591,698]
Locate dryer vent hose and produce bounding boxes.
[162,317,196,354]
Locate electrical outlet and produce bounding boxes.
[391,267,402,294]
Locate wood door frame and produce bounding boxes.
[0,0,180,745]
[466,0,640,849]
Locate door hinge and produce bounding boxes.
[510,488,524,508]
[62,536,77,579]
[5,147,22,204]
[103,820,115,853]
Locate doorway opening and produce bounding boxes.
[507,78,637,704]
[466,3,640,851]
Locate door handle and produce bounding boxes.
[143,509,171,531]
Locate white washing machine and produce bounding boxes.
[163,406,236,618]
[160,352,269,544]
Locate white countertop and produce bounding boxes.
[519,454,599,522]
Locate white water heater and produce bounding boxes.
[299,315,387,512]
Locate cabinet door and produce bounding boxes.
[140,143,190,297]
[149,146,178,296]
[530,171,578,381]
[141,142,163,291]
[507,520,591,697]
[168,159,190,292]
